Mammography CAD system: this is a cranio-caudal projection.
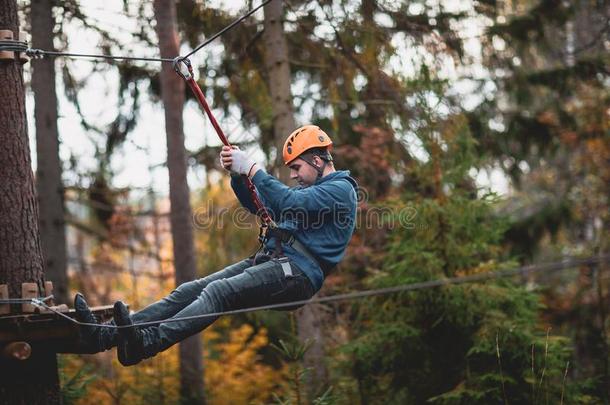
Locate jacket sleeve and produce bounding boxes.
[230,174,258,214]
[251,171,353,216]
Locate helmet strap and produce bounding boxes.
[300,155,327,179]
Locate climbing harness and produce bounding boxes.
[264,227,335,276]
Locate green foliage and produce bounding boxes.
[193,179,260,276]
[339,101,585,403]
[272,338,336,405]
[345,219,581,403]
[59,355,97,405]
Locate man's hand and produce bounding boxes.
[219,146,257,176]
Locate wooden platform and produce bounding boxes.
[0,306,114,354]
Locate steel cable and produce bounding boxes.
[9,254,607,330]
[10,0,276,64]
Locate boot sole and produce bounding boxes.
[113,301,142,366]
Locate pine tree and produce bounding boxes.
[341,84,582,404]
[0,1,61,403]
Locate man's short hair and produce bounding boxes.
[302,146,333,162]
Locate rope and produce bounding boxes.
[17,254,610,330]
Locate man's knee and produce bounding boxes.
[199,278,235,309]
[172,279,206,300]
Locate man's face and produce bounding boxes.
[288,157,321,187]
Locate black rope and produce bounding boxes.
[27,254,610,329]
[183,0,275,59]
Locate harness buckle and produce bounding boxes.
[278,257,293,277]
[258,224,269,244]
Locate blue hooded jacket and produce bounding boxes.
[230,170,358,291]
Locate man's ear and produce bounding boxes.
[313,155,323,168]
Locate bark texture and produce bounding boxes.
[263,1,329,397]
[153,1,205,403]
[263,0,294,180]
[0,1,60,403]
[31,0,68,305]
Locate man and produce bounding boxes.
[74,125,358,366]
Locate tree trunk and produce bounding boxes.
[31,0,68,305]
[0,1,61,403]
[360,0,386,128]
[263,1,329,397]
[153,1,205,403]
[263,0,293,180]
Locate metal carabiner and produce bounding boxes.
[173,56,193,80]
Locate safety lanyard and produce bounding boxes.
[173,57,275,231]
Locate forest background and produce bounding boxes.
[8,0,610,404]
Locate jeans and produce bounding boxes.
[128,254,315,354]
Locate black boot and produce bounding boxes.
[74,293,117,353]
[114,301,160,366]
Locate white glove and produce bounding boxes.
[220,146,257,176]
[219,147,238,175]
[231,149,257,175]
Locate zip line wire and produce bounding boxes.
[183,0,274,59]
[0,0,276,64]
[26,48,174,63]
[3,255,607,330]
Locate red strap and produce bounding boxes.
[173,57,274,227]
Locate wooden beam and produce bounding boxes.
[0,305,115,353]
[0,29,14,60]
[17,32,28,64]
[21,283,38,313]
[0,285,8,315]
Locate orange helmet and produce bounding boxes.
[282,125,333,165]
